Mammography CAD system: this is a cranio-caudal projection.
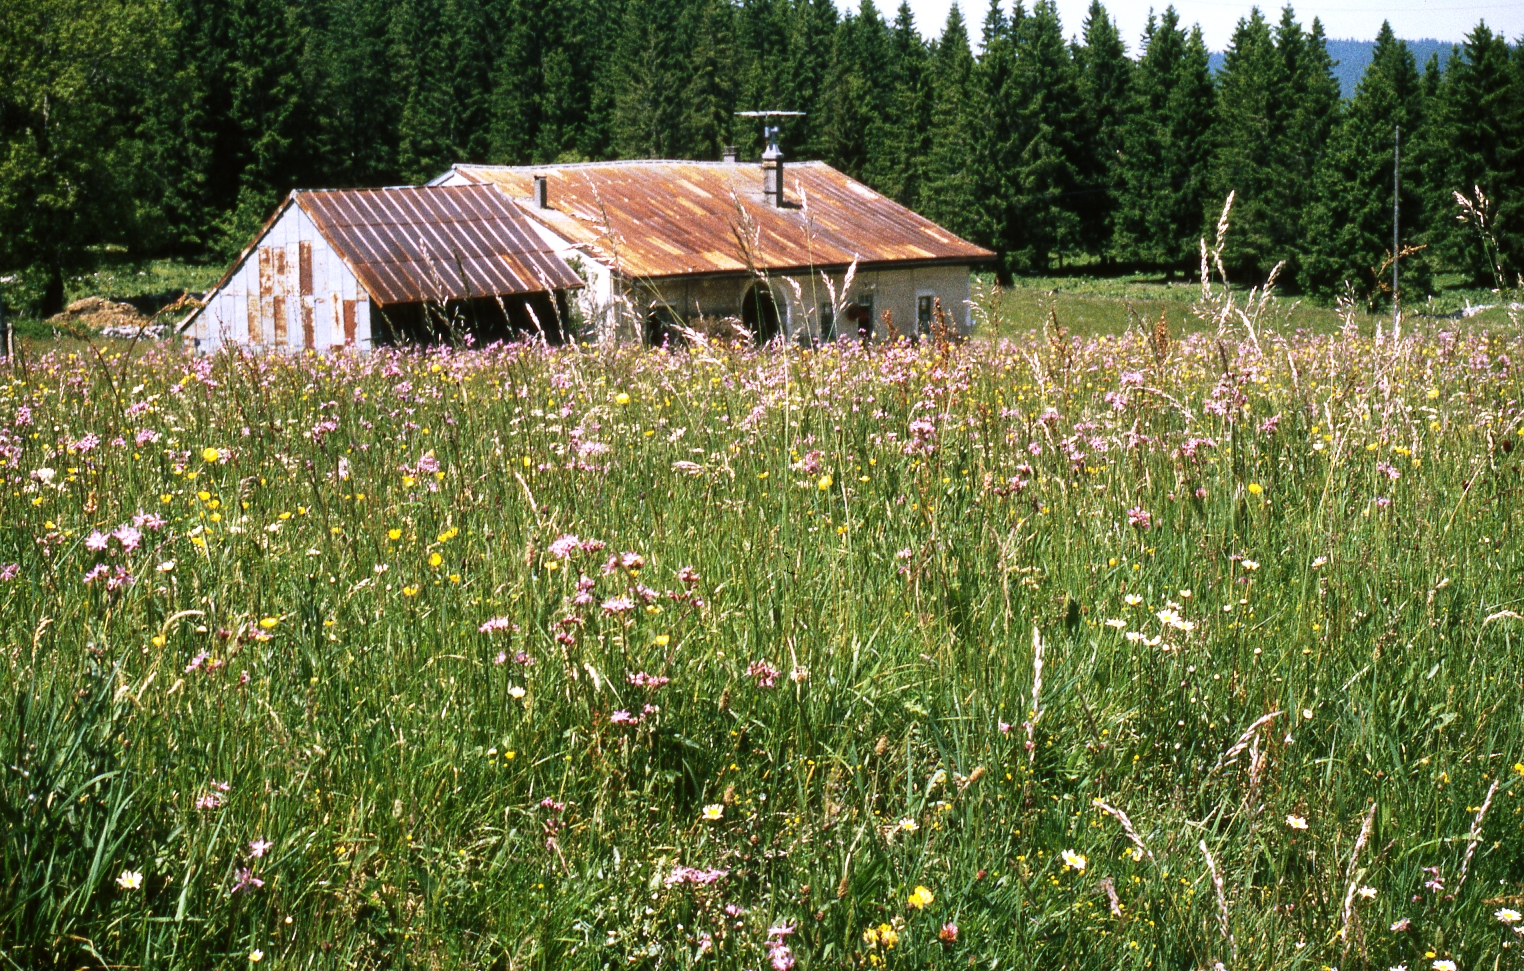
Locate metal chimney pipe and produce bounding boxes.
[761,125,784,207]
[722,145,738,164]
[533,174,549,209]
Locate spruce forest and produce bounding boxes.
[2,0,1523,315]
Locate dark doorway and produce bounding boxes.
[372,292,567,347]
[741,284,782,345]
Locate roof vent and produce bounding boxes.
[533,174,549,209]
[722,145,738,164]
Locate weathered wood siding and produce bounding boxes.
[192,205,371,353]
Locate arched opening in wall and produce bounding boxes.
[741,283,782,345]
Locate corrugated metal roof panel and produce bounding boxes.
[448,161,995,280]
[295,185,583,305]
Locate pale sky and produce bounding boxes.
[843,0,1524,50]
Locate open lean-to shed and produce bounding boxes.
[182,185,584,352]
[429,153,994,346]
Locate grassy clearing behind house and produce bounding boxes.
[1,272,1522,969]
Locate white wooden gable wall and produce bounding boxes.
[192,204,372,352]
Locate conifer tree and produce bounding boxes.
[1004,0,1083,270]
[680,0,738,160]
[781,0,845,161]
[1428,24,1518,279]
[1302,22,1427,299]
[819,1,891,181]
[313,0,402,186]
[971,1,1017,270]
[1113,7,1214,271]
[1208,9,1278,277]
[219,0,322,248]
[610,0,688,158]
[866,3,931,208]
[922,4,980,242]
[1073,1,1130,263]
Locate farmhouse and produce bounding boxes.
[429,150,993,345]
[183,184,584,351]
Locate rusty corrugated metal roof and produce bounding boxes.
[296,185,583,305]
[444,161,993,280]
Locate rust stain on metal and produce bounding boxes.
[296,185,583,305]
[246,291,259,344]
[449,161,993,280]
[342,300,356,345]
[272,295,287,345]
[298,242,313,295]
[255,248,273,343]
[272,247,287,297]
[301,301,314,349]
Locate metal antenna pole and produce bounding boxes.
[1392,125,1400,338]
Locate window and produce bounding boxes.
[846,293,874,340]
[917,293,937,337]
[818,303,835,341]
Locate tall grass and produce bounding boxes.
[1,282,1522,969]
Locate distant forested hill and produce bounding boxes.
[1210,37,1458,96]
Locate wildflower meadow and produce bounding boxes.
[2,275,1523,969]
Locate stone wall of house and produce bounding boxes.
[624,264,974,344]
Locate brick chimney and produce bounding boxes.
[532,174,549,209]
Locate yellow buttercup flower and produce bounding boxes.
[907,885,934,909]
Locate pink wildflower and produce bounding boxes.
[230,867,264,894]
[548,534,582,558]
[747,660,780,688]
[601,596,635,615]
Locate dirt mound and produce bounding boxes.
[48,296,153,333]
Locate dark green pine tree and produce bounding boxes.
[311,0,401,188]
[1301,22,1427,300]
[1500,36,1524,275]
[609,0,689,158]
[679,0,738,160]
[1280,15,1341,271]
[1003,0,1084,271]
[780,0,843,161]
[1208,8,1279,278]
[865,2,931,208]
[819,1,892,181]
[734,0,788,156]
[139,0,226,255]
[219,0,323,251]
[922,3,980,242]
[1275,13,1341,282]
[1427,24,1519,280]
[488,0,542,165]
[971,0,1016,267]
[1072,1,1131,263]
[391,0,496,182]
[1113,7,1215,272]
